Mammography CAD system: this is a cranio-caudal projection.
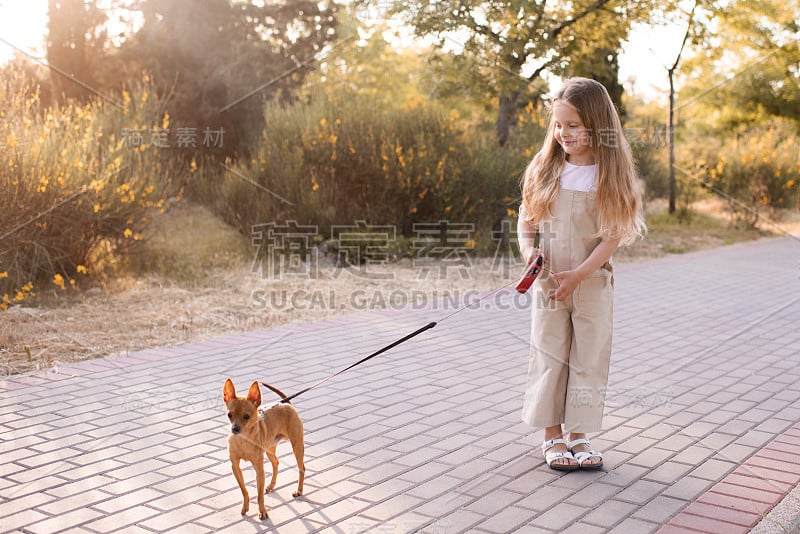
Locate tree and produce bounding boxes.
[666,0,699,214]
[679,0,800,131]
[391,0,655,146]
[568,46,626,122]
[661,0,800,221]
[77,0,339,156]
[46,0,108,102]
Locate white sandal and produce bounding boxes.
[541,438,578,471]
[567,438,604,470]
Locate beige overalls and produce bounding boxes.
[521,188,614,433]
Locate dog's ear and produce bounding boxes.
[223,378,237,402]
[246,381,262,407]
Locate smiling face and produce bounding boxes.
[552,100,595,166]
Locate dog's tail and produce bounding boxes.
[261,382,291,403]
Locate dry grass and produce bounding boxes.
[0,199,790,376]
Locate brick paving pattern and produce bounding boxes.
[0,236,798,533]
[659,422,800,533]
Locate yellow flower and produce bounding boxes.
[506,208,517,217]
[162,112,170,129]
[70,279,76,288]
[0,272,7,279]
[90,179,105,193]
[190,158,197,173]
[319,118,327,127]
[21,282,33,292]
[53,274,66,290]
[6,133,17,148]
[124,228,133,238]
[93,203,101,213]
[13,291,24,302]
[76,265,88,275]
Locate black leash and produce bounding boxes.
[276,270,540,404]
[279,321,437,404]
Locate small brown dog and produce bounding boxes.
[223,378,305,519]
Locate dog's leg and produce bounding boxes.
[230,459,249,516]
[266,447,279,493]
[291,438,305,497]
[253,455,268,519]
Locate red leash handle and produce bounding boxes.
[515,255,543,294]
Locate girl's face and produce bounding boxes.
[552,100,594,165]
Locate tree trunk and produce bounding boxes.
[667,0,698,215]
[47,0,94,102]
[497,91,520,147]
[668,70,676,214]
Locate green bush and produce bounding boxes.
[686,120,800,227]
[0,72,179,309]
[631,132,669,200]
[198,86,539,242]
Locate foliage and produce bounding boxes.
[388,0,657,145]
[679,0,800,131]
[194,81,544,243]
[0,71,179,309]
[43,0,339,158]
[632,135,670,201]
[622,95,671,200]
[5,0,799,316]
[46,0,108,103]
[682,120,800,227]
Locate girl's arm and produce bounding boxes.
[549,237,620,301]
[517,203,538,264]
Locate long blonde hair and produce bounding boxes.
[521,77,646,246]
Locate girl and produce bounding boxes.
[517,77,645,471]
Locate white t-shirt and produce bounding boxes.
[561,161,598,192]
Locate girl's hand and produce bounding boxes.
[519,248,534,265]
[549,270,581,301]
[522,250,546,266]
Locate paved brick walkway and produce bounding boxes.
[1,236,798,533]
